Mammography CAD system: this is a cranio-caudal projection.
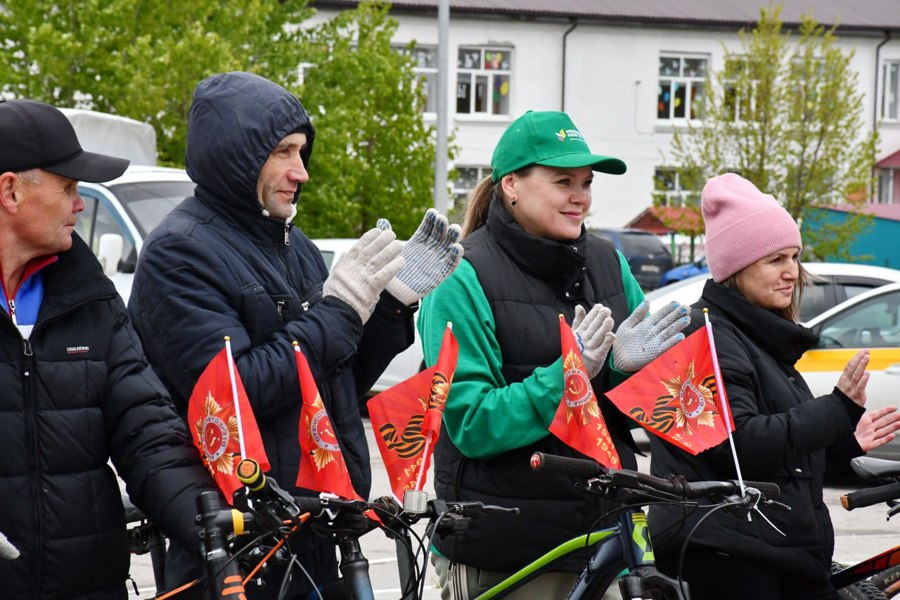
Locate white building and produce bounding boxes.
[311,0,900,229]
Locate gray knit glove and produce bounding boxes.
[0,529,19,560]
[571,303,616,379]
[323,227,405,324]
[380,209,463,306]
[611,300,690,372]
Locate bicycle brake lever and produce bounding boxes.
[888,503,900,521]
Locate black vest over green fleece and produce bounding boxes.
[433,199,638,572]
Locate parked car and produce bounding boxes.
[658,256,708,286]
[76,165,195,301]
[311,239,425,395]
[645,262,900,323]
[589,228,673,290]
[797,282,900,459]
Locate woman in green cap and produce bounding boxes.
[419,110,690,599]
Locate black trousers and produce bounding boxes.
[656,548,839,600]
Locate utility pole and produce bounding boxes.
[433,0,450,212]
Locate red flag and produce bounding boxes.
[294,343,362,500]
[188,341,270,504]
[368,325,458,501]
[606,328,731,455]
[549,316,621,469]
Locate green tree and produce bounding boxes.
[0,0,314,165]
[295,2,440,238]
[668,6,876,260]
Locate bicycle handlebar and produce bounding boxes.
[840,480,900,511]
[530,452,781,502]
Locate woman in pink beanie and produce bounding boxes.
[647,173,900,599]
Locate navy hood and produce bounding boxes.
[185,71,315,212]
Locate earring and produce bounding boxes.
[510,197,517,207]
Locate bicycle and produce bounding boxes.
[831,456,900,599]
[438,452,891,600]
[415,451,782,600]
[190,458,517,600]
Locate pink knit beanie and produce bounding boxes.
[702,173,801,282]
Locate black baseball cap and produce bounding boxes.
[0,99,129,182]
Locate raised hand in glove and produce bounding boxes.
[323,227,405,324]
[571,303,616,379]
[611,300,690,372]
[379,209,464,306]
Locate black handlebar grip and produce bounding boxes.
[530,452,605,478]
[841,481,900,511]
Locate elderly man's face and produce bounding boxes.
[256,133,310,221]
[14,170,85,257]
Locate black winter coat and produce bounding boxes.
[128,72,414,513]
[648,280,864,581]
[0,236,213,600]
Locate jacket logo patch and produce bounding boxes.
[66,346,90,354]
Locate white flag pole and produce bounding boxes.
[703,310,747,502]
[415,322,454,491]
[224,336,248,460]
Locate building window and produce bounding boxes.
[723,56,760,122]
[877,168,900,204]
[393,44,438,113]
[457,47,511,116]
[295,62,315,87]
[882,61,900,121]
[451,165,492,206]
[657,54,708,121]
[653,167,702,206]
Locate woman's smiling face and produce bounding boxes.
[501,165,593,241]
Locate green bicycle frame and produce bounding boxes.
[475,509,656,600]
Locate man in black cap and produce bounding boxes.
[0,98,219,600]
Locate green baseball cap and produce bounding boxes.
[491,110,627,182]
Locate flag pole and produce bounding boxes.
[415,435,433,492]
[414,322,454,492]
[223,336,248,460]
[703,310,747,502]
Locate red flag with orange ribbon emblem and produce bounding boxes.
[606,328,731,455]
[293,342,361,500]
[368,324,458,501]
[549,315,620,469]
[187,340,270,504]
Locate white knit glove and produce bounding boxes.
[380,209,463,306]
[323,227,405,324]
[611,300,690,372]
[571,304,616,379]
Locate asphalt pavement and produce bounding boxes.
[126,425,897,599]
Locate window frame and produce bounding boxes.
[653,166,702,207]
[451,165,492,208]
[882,60,900,122]
[392,43,438,115]
[456,46,512,117]
[657,52,709,123]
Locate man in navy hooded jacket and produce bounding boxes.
[129,72,462,597]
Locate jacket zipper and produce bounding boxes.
[21,334,42,597]
[10,296,108,597]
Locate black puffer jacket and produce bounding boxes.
[128,72,414,508]
[648,280,864,581]
[0,236,214,600]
